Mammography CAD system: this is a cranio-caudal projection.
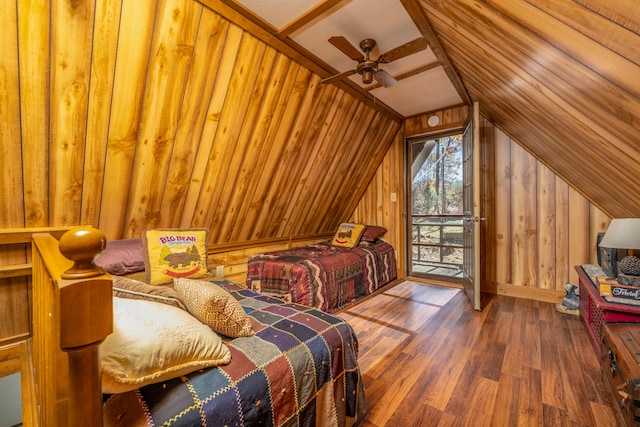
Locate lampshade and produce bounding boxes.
[599,218,640,250]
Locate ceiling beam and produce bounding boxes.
[400,0,472,105]
[278,0,352,37]
[365,61,442,91]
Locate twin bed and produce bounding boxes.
[25,224,396,425]
[102,281,365,426]
[247,238,397,313]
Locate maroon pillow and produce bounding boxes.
[95,238,146,275]
[361,225,387,242]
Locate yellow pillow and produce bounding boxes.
[174,278,254,338]
[101,297,231,394]
[143,229,209,285]
[331,223,366,248]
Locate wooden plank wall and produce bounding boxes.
[353,105,610,302]
[1,0,400,242]
[479,117,611,301]
[0,0,400,341]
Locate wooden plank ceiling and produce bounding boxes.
[418,0,640,218]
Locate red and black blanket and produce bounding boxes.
[247,240,396,313]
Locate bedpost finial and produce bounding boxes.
[59,226,107,279]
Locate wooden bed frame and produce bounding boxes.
[27,227,364,426]
[30,227,112,426]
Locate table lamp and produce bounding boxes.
[599,218,640,283]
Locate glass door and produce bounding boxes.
[461,102,482,310]
[407,131,464,283]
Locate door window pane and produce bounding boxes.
[409,133,464,280]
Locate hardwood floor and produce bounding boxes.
[338,280,618,427]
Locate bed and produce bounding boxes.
[29,227,366,426]
[246,224,397,313]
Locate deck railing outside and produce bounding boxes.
[411,214,464,277]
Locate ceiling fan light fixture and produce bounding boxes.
[356,59,378,85]
[362,70,374,84]
[324,36,425,89]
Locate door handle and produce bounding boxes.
[465,216,487,222]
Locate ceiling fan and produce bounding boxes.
[321,36,429,88]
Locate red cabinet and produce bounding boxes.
[576,265,640,354]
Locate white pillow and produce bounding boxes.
[101,297,231,394]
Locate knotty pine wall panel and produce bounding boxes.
[3,0,400,243]
[481,119,610,300]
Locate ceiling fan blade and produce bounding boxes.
[373,69,397,88]
[328,36,364,61]
[378,37,429,63]
[321,69,357,85]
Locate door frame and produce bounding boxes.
[404,127,465,285]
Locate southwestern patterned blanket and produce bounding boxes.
[246,240,397,313]
[103,281,365,426]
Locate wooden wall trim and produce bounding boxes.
[400,0,471,105]
[0,227,73,245]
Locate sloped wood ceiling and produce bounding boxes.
[0,0,400,242]
[419,0,640,218]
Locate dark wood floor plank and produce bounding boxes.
[402,291,470,357]
[466,377,499,426]
[337,280,617,426]
[491,373,521,426]
[590,400,619,427]
[391,401,443,427]
[555,320,597,425]
[501,299,527,377]
[365,351,429,426]
[518,366,544,427]
[540,318,566,408]
[419,340,470,411]
[523,299,543,371]
[566,318,611,406]
[443,358,483,419]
